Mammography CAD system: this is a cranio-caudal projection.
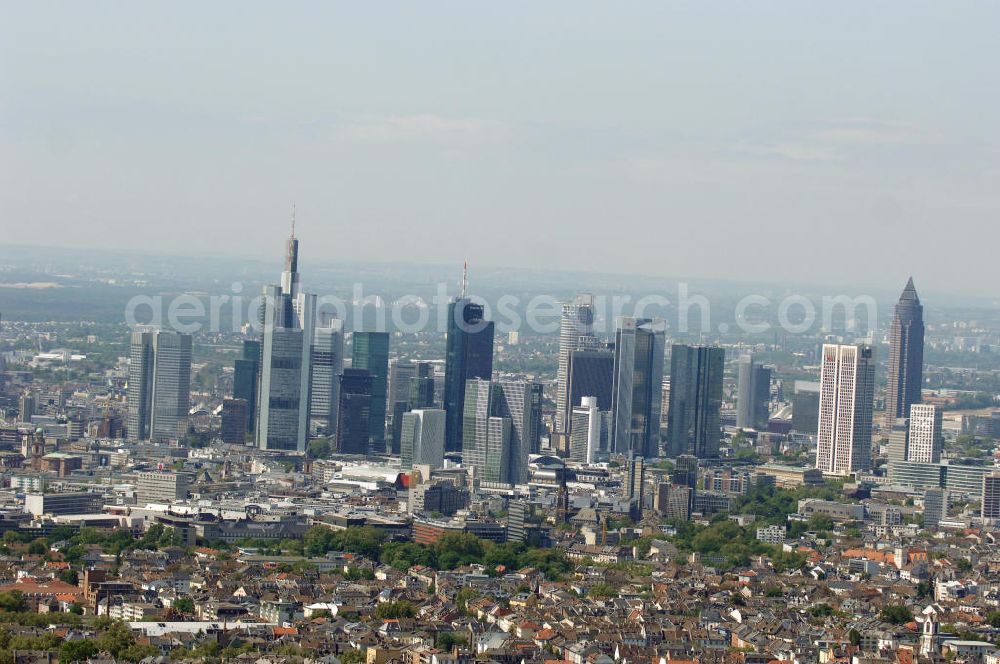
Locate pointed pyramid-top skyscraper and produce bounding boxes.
[885,277,925,421]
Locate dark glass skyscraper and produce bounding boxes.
[351,331,390,449]
[233,339,260,434]
[610,318,665,458]
[666,344,724,459]
[885,277,925,421]
[337,368,373,455]
[443,298,495,452]
[567,347,614,414]
[736,354,771,430]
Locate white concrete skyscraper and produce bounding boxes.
[556,294,595,434]
[907,403,942,464]
[815,344,875,476]
[400,408,445,470]
[569,396,606,464]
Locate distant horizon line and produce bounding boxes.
[0,241,995,307]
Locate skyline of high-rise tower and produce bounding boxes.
[256,212,316,452]
[736,354,771,431]
[610,317,665,459]
[461,378,542,485]
[126,329,191,442]
[815,343,876,476]
[885,277,925,422]
[352,331,390,450]
[666,344,724,459]
[443,296,495,452]
[556,293,596,434]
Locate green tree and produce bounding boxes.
[880,605,913,625]
[341,649,366,664]
[60,639,98,663]
[0,592,27,613]
[374,601,416,619]
[58,569,79,586]
[173,597,195,614]
[309,438,333,459]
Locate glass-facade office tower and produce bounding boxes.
[150,331,192,442]
[127,331,154,441]
[337,368,373,455]
[127,330,191,442]
[444,298,494,452]
[885,278,925,421]
[736,354,771,430]
[815,344,875,476]
[462,378,542,485]
[610,318,665,458]
[351,332,389,450]
[665,344,724,459]
[256,225,315,452]
[556,294,595,433]
[310,320,344,436]
[400,408,446,470]
[567,346,614,417]
[233,339,260,435]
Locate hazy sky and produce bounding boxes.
[2,2,999,295]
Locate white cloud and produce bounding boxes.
[733,141,846,162]
[335,114,508,146]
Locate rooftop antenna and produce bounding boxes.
[290,203,296,238]
[461,260,468,298]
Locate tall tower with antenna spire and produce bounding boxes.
[443,263,495,452]
[257,204,315,453]
[281,204,300,298]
